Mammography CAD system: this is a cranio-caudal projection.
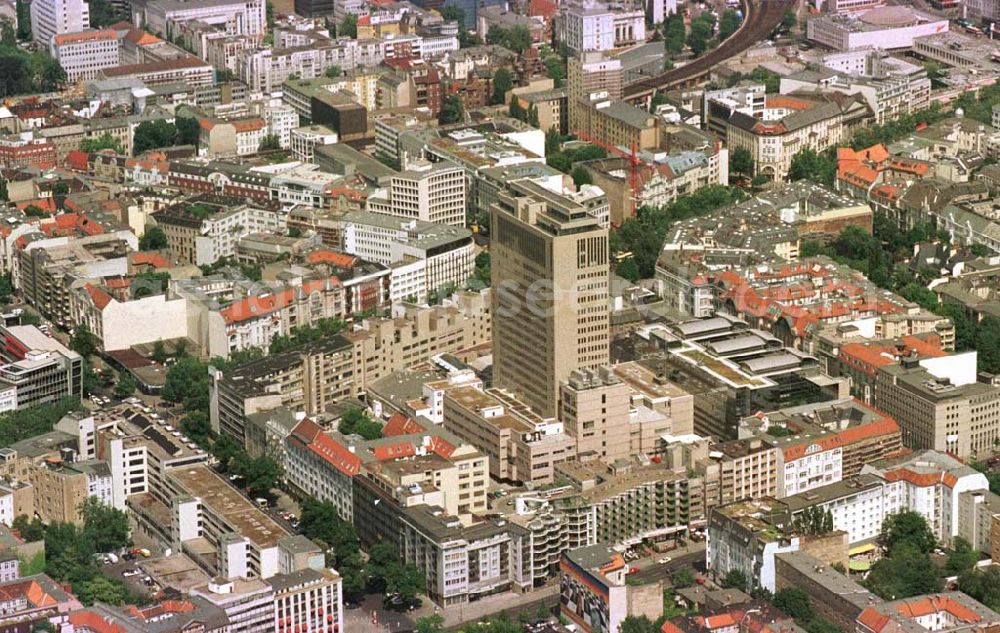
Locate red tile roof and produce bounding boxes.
[129,251,173,269]
[857,607,891,633]
[53,29,118,45]
[782,413,899,462]
[306,250,359,268]
[219,277,341,324]
[84,283,114,310]
[292,418,362,477]
[65,150,90,172]
[382,412,426,437]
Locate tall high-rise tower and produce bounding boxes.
[490,180,610,417]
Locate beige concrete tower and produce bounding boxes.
[490,180,610,417]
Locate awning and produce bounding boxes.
[849,543,876,556]
[849,560,871,572]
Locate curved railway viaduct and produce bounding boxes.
[623,0,795,102]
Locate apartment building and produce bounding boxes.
[140,0,267,40]
[332,210,476,299]
[94,405,209,510]
[567,52,623,133]
[211,335,360,447]
[51,30,121,82]
[366,162,466,227]
[71,283,190,353]
[559,368,632,463]
[345,291,492,386]
[875,357,1000,459]
[267,569,343,633]
[557,0,646,53]
[575,97,660,151]
[100,57,215,88]
[0,325,83,411]
[153,195,283,266]
[443,386,576,486]
[720,94,870,181]
[212,276,346,355]
[710,438,782,503]
[354,490,531,606]
[556,459,706,546]
[560,364,695,464]
[743,397,902,497]
[16,231,139,328]
[783,450,989,547]
[29,460,112,525]
[284,418,361,522]
[490,180,609,417]
[198,116,269,158]
[707,498,800,593]
[30,0,89,45]
[162,465,292,579]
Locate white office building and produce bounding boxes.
[558,0,646,53]
[51,30,121,82]
[30,0,90,46]
[366,162,467,227]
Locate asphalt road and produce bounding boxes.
[629,545,707,585]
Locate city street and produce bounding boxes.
[343,585,561,633]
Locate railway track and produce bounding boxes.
[623,0,795,100]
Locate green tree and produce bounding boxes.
[671,569,695,588]
[486,25,532,53]
[781,9,796,30]
[211,434,243,473]
[132,119,179,155]
[438,94,464,125]
[161,355,209,412]
[76,576,130,606]
[687,12,716,56]
[958,565,1000,611]
[492,67,513,105]
[340,14,358,38]
[70,324,99,359]
[181,411,212,446]
[139,226,168,251]
[620,616,659,633]
[719,9,741,39]
[88,0,127,27]
[773,588,813,622]
[114,372,137,399]
[417,615,446,633]
[805,619,840,633]
[571,165,592,187]
[175,116,200,147]
[865,544,942,599]
[878,510,937,554]
[325,65,342,78]
[235,455,282,498]
[0,398,82,447]
[80,497,131,553]
[721,568,748,590]
[544,54,565,88]
[258,134,281,151]
[788,148,837,186]
[730,147,753,178]
[15,0,30,40]
[663,12,686,55]
[338,407,382,440]
[977,316,1000,375]
[80,133,124,154]
[947,537,980,575]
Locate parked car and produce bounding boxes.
[657,557,672,565]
